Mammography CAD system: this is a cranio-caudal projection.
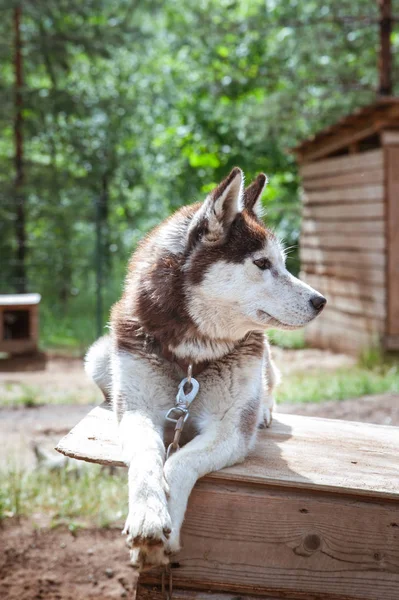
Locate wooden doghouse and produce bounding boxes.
[56,404,399,600]
[0,293,41,355]
[294,98,399,355]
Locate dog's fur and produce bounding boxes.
[85,167,326,569]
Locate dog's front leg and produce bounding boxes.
[119,411,171,570]
[163,421,251,554]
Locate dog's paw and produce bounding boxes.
[258,403,274,429]
[165,531,181,557]
[123,502,172,569]
[129,544,170,571]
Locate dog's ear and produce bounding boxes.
[244,173,268,216]
[190,167,244,243]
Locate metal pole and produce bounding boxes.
[95,194,103,338]
[378,0,392,96]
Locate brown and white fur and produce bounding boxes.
[85,167,326,570]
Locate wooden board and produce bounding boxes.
[300,247,385,269]
[299,150,383,178]
[301,232,385,252]
[301,219,385,236]
[56,408,399,600]
[142,480,399,600]
[302,273,386,305]
[303,184,384,205]
[305,318,380,354]
[385,334,399,351]
[301,262,385,285]
[302,168,383,190]
[382,130,399,145]
[386,147,399,337]
[303,201,385,220]
[56,405,399,500]
[315,305,384,333]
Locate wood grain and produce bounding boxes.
[141,481,399,600]
[300,247,385,269]
[56,407,399,500]
[303,168,383,190]
[385,146,399,336]
[303,184,384,205]
[301,232,385,252]
[382,130,399,145]
[315,305,384,332]
[304,318,380,354]
[303,202,384,221]
[300,149,383,179]
[301,219,385,236]
[301,262,385,285]
[302,273,386,305]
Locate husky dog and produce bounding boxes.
[85,168,326,570]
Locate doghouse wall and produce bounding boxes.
[299,148,386,355]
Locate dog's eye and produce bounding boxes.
[253,258,272,270]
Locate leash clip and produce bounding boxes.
[166,364,199,459]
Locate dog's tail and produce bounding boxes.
[84,334,112,401]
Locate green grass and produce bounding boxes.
[0,383,98,408]
[0,463,127,528]
[276,364,399,404]
[268,329,305,349]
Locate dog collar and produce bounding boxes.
[159,345,210,377]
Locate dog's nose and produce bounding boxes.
[310,295,326,312]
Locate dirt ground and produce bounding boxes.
[0,520,140,600]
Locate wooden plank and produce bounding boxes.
[381,130,399,145]
[300,149,383,179]
[301,232,385,252]
[303,168,383,190]
[138,588,281,600]
[301,219,385,235]
[316,294,383,320]
[300,247,385,269]
[386,147,399,336]
[305,320,376,354]
[302,273,386,305]
[303,184,384,205]
[298,123,382,163]
[301,262,385,285]
[141,480,399,600]
[0,338,37,355]
[56,406,399,500]
[384,335,399,351]
[303,201,384,220]
[317,305,385,333]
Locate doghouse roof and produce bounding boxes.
[0,293,41,306]
[293,97,399,163]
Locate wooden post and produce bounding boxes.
[384,142,399,348]
[378,0,392,96]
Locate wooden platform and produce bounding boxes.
[56,405,399,600]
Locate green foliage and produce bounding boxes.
[1,1,396,346]
[268,329,305,350]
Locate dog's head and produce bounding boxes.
[131,167,326,357]
[182,167,326,340]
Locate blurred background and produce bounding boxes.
[2,0,398,349]
[0,2,398,596]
